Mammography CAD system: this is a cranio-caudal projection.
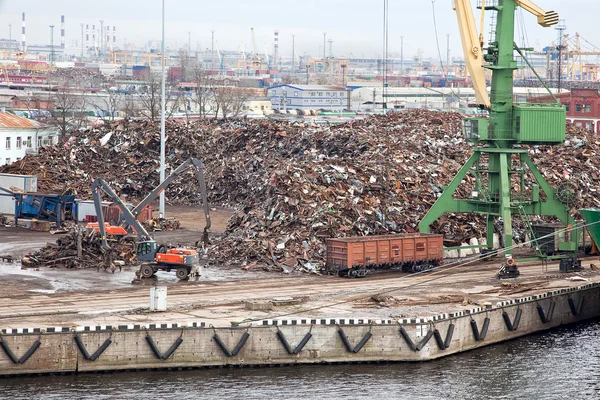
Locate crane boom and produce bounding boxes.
[453,0,490,109]
[514,0,559,27]
[130,157,212,244]
[92,178,153,250]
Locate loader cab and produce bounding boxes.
[137,240,158,262]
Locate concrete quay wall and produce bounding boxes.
[1,283,599,376]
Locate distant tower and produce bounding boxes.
[61,15,65,49]
[92,24,96,50]
[106,25,110,51]
[113,26,116,49]
[21,12,26,52]
[86,24,89,49]
[273,30,279,69]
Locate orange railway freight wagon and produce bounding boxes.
[326,233,444,277]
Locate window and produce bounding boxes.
[282,90,287,95]
[294,91,298,96]
[5,158,10,165]
[585,104,591,113]
[5,137,10,150]
[271,90,276,95]
[586,121,593,130]
[576,121,583,127]
[37,138,42,148]
[26,136,32,148]
[576,104,583,112]
[47,136,53,144]
[318,92,323,96]
[16,137,22,149]
[16,157,21,161]
[565,104,570,112]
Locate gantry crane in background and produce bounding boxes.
[419,0,581,278]
[532,32,600,82]
[237,28,263,71]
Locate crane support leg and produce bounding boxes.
[418,153,481,233]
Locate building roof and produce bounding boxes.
[270,84,346,91]
[0,112,44,129]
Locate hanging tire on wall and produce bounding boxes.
[176,267,190,280]
[140,265,155,278]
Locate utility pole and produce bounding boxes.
[211,30,215,70]
[80,23,84,59]
[446,33,451,77]
[159,0,166,218]
[49,25,55,65]
[323,32,326,59]
[556,20,566,92]
[100,20,104,55]
[400,36,404,78]
[291,34,295,72]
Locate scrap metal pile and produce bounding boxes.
[22,225,136,270]
[3,110,600,272]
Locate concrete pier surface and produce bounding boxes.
[0,258,599,376]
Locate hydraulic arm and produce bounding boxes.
[92,178,153,250]
[129,158,211,245]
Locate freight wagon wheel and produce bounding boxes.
[176,267,190,280]
[140,265,155,278]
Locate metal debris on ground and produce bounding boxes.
[22,225,136,270]
[2,110,599,273]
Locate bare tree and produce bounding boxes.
[178,49,192,82]
[94,76,123,121]
[192,64,214,117]
[213,87,250,120]
[138,70,163,121]
[45,79,88,137]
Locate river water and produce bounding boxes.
[0,320,598,400]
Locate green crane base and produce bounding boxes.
[418,148,579,267]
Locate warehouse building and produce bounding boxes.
[268,84,348,112]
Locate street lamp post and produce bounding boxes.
[159,0,166,217]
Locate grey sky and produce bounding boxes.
[0,0,598,60]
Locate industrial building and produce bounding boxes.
[268,84,348,112]
[0,112,58,166]
[529,88,600,133]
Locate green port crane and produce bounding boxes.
[418,0,581,278]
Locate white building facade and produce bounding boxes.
[0,112,58,166]
[268,84,348,112]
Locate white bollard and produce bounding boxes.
[149,286,167,311]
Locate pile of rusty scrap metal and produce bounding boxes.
[3,110,600,272]
[22,225,136,270]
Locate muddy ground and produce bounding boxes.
[0,205,278,297]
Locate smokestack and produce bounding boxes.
[106,26,110,51]
[113,26,116,47]
[61,15,65,49]
[21,12,26,52]
[86,24,89,48]
[273,30,279,68]
[92,24,96,49]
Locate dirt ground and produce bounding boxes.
[0,205,276,297]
